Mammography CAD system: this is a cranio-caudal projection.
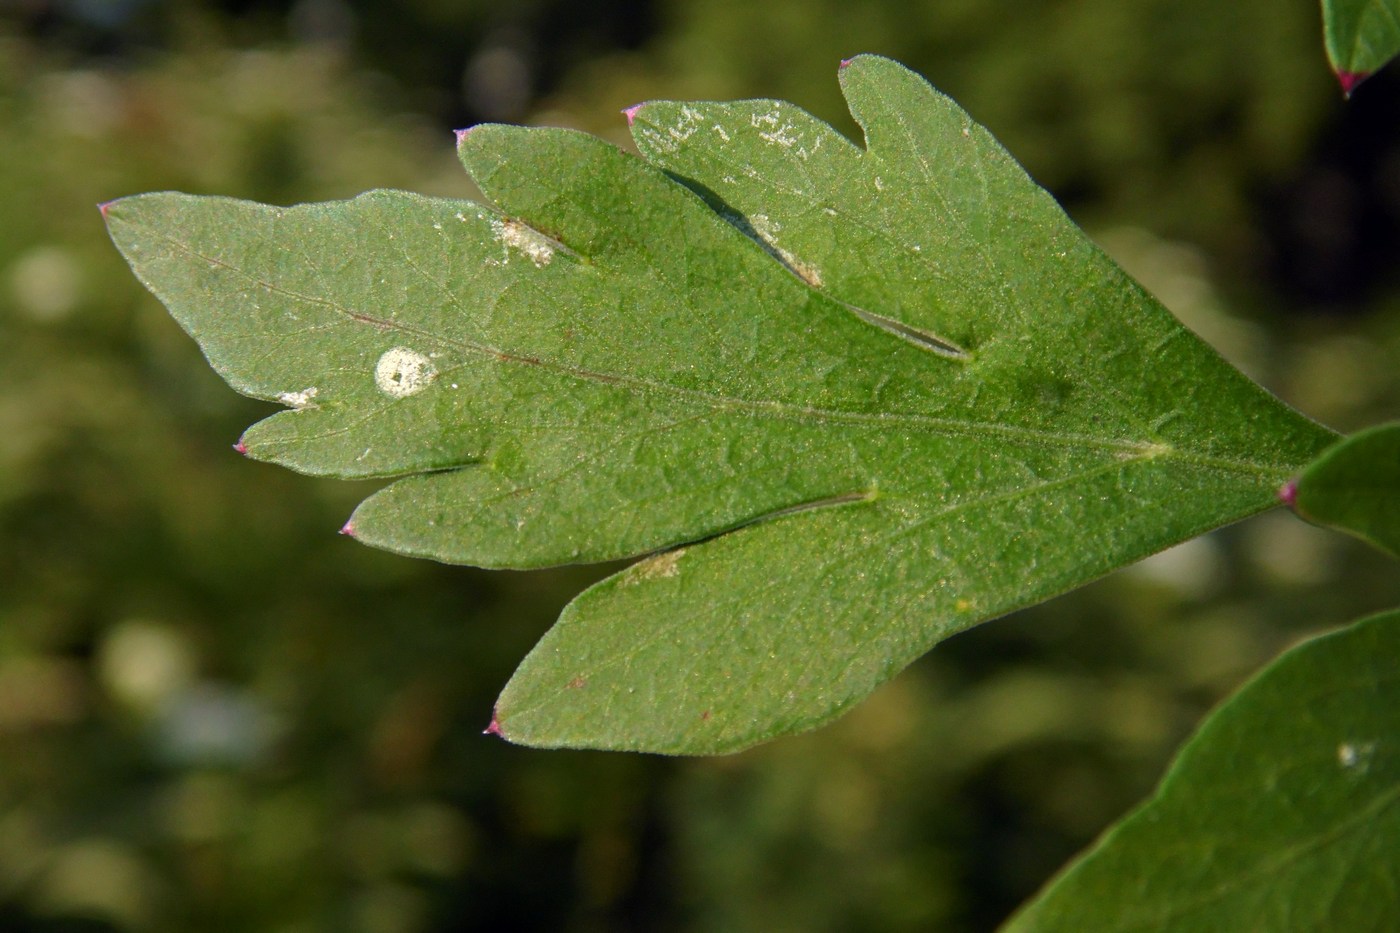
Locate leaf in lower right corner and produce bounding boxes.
[1294,422,1400,559]
[1003,608,1400,932]
[1321,0,1400,94]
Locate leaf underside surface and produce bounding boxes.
[105,56,1334,754]
[1321,0,1400,90]
[1294,422,1400,559]
[1004,608,1400,932]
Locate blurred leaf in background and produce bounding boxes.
[2,1,1399,931]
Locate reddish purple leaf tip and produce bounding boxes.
[839,58,855,70]
[338,519,356,537]
[483,716,504,737]
[232,440,248,455]
[454,127,475,145]
[622,103,644,126]
[1337,70,1369,98]
[1278,479,1299,508]
[97,200,114,218]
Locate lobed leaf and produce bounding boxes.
[1004,608,1400,931]
[1291,422,1400,559]
[1320,0,1400,95]
[105,56,1334,754]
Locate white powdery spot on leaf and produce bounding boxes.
[784,254,823,288]
[749,107,810,154]
[624,548,686,585]
[276,386,319,409]
[492,217,555,267]
[748,214,822,288]
[374,347,436,399]
[635,106,704,155]
[749,213,780,241]
[673,105,703,136]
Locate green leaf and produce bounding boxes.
[1321,0,1400,94]
[1004,608,1400,931]
[1292,422,1400,559]
[104,56,1334,754]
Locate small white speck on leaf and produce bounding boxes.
[276,386,319,410]
[1337,741,1376,772]
[374,347,436,398]
[491,217,555,267]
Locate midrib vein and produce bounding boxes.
[150,230,1297,480]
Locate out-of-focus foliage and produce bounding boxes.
[3,1,1400,931]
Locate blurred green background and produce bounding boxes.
[2,1,1399,930]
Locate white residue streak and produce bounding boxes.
[750,213,780,241]
[625,548,686,585]
[750,108,821,159]
[637,106,704,154]
[749,214,822,288]
[277,386,318,409]
[492,218,555,267]
[374,347,436,398]
[785,254,823,288]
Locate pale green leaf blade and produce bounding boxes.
[107,57,1336,754]
[1004,608,1400,932]
[1293,422,1400,558]
[1321,0,1400,93]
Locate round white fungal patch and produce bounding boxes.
[374,346,436,398]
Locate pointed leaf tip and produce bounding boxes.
[232,440,248,455]
[98,200,113,218]
[1337,70,1369,97]
[622,103,644,126]
[839,57,855,70]
[454,127,474,146]
[1279,478,1298,507]
[484,716,504,737]
[338,519,355,537]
